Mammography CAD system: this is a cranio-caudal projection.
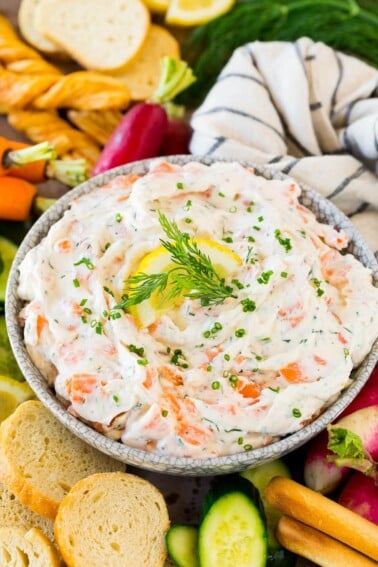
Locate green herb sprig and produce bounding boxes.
[115,212,236,310]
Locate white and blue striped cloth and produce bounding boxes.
[190,38,378,256]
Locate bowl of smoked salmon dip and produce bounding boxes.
[6,156,378,475]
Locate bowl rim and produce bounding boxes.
[5,155,378,475]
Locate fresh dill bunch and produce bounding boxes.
[116,212,235,310]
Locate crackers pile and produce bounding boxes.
[18,0,180,100]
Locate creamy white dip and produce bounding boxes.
[18,161,378,457]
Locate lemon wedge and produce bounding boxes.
[144,0,170,13]
[165,0,235,26]
[0,375,34,422]
[129,238,242,328]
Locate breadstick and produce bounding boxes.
[8,110,100,166]
[265,476,378,562]
[277,515,377,567]
[67,110,123,145]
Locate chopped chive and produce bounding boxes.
[80,298,88,306]
[224,353,230,361]
[241,298,256,312]
[343,348,350,358]
[104,242,111,250]
[292,408,302,418]
[161,409,169,417]
[207,365,212,372]
[237,437,244,445]
[115,212,123,223]
[73,278,80,288]
[257,270,274,285]
[203,330,211,338]
[255,355,262,361]
[113,394,120,403]
[235,328,246,338]
[211,381,220,390]
[74,257,94,270]
[128,344,145,357]
[184,217,192,224]
[222,236,233,243]
[229,374,238,387]
[102,310,109,317]
[274,229,292,253]
[232,278,244,289]
[95,322,103,335]
[229,206,237,213]
[268,386,280,393]
[213,322,222,331]
[137,358,148,366]
[261,337,271,343]
[184,199,192,210]
[110,311,121,320]
[81,316,88,324]
[103,286,114,297]
[246,206,253,213]
[247,236,255,243]
[280,271,288,278]
[83,307,92,315]
[244,444,253,451]
[176,182,184,189]
[258,215,264,222]
[253,225,261,231]
[317,288,325,297]
[218,192,225,197]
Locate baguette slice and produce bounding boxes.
[55,472,170,567]
[0,400,124,520]
[36,0,150,71]
[277,515,377,567]
[0,526,60,567]
[18,0,65,56]
[0,481,55,543]
[110,25,180,100]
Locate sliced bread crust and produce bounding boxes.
[55,472,170,567]
[110,24,180,100]
[0,400,124,520]
[36,0,150,71]
[0,526,60,566]
[18,0,65,56]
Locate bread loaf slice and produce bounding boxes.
[0,481,55,543]
[18,0,65,56]
[110,25,180,100]
[0,400,125,520]
[0,526,60,566]
[36,0,150,71]
[55,472,170,567]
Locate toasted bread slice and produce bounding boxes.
[0,526,60,566]
[0,400,125,520]
[55,472,170,567]
[18,0,65,56]
[0,482,55,543]
[111,24,180,100]
[36,0,150,71]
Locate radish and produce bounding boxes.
[327,405,378,479]
[160,118,192,156]
[92,57,196,176]
[338,471,378,525]
[304,367,378,494]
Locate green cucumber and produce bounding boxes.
[166,524,199,567]
[0,316,23,382]
[198,476,267,567]
[0,236,18,310]
[240,459,295,566]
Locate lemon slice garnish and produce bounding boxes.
[144,0,169,13]
[166,0,235,26]
[0,375,34,422]
[129,238,242,328]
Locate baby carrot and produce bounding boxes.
[0,137,56,182]
[0,176,37,221]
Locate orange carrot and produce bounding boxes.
[0,176,37,221]
[0,137,53,182]
[314,355,327,366]
[280,362,305,383]
[36,314,48,338]
[238,381,260,399]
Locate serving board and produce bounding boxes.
[0,1,318,565]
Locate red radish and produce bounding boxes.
[338,471,378,524]
[160,118,192,156]
[92,57,196,176]
[327,405,378,479]
[304,367,378,494]
[92,104,168,176]
[304,430,350,494]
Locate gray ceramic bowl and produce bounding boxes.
[5,156,378,476]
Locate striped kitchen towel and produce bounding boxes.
[190,37,378,256]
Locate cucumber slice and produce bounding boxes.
[166,524,199,567]
[0,316,23,382]
[0,236,18,308]
[240,459,291,552]
[198,478,267,567]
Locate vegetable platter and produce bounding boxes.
[0,1,377,567]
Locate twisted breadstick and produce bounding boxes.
[67,110,123,145]
[8,111,100,167]
[0,16,130,111]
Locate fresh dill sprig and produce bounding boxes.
[115,212,235,310]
